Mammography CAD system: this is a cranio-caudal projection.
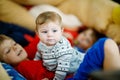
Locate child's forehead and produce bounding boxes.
[39,22,61,29]
[1,39,14,48]
[82,29,96,39]
[82,29,93,34]
[85,28,93,32]
[0,39,14,52]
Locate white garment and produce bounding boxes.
[34,36,85,80]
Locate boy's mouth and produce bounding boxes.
[74,40,79,45]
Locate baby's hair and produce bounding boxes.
[35,11,62,31]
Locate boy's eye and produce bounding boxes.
[83,32,86,36]
[14,43,17,46]
[86,39,90,44]
[6,49,11,54]
[53,30,57,32]
[85,38,91,44]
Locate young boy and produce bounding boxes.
[0,34,55,80]
[73,28,106,53]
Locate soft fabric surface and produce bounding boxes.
[1,62,26,80]
[0,0,36,31]
[0,21,35,47]
[0,0,120,44]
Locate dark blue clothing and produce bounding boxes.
[68,38,107,80]
[0,21,35,47]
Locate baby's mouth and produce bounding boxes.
[47,39,54,41]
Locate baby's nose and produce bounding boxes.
[47,31,53,36]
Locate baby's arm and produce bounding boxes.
[53,55,71,80]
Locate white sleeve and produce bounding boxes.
[53,55,71,80]
[53,71,67,80]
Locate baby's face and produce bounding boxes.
[0,39,27,65]
[37,22,63,46]
[75,29,95,50]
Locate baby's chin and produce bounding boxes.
[46,43,55,46]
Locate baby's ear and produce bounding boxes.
[35,29,37,33]
[61,27,64,32]
[35,30,39,36]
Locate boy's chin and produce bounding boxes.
[73,40,79,45]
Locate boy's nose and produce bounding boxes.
[81,36,86,41]
[13,46,17,50]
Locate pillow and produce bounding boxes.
[58,0,119,32]
[12,0,65,6]
[0,0,36,31]
[105,24,120,44]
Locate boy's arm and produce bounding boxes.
[0,63,11,80]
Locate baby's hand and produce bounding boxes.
[42,78,49,80]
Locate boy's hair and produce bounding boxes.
[35,11,62,31]
[0,34,12,61]
[91,28,106,43]
[0,34,12,45]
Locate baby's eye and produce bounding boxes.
[42,31,47,33]
[53,30,57,32]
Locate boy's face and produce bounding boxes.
[75,29,95,50]
[37,22,63,46]
[0,39,27,65]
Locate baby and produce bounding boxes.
[34,11,99,80]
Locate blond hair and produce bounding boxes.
[0,35,12,61]
[35,11,62,31]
